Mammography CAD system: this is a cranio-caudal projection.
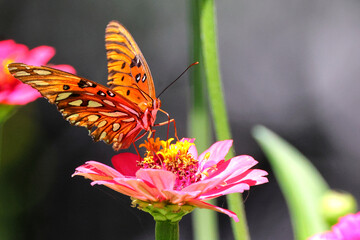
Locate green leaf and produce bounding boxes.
[252,125,329,239]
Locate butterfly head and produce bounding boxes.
[138,98,161,111]
[153,98,161,110]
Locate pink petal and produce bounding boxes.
[188,199,239,222]
[196,156,268,199]
[179,138,198,158]
[181,177,225,196]
[308,232,337,240]
[225,169,269,186]
[198,140,233,172]
[188,144,198,159]
[0,40,28,60]
[73,161,124,179]
[332,212,360,238]
[136,169,176,190]
[200,183,252,200]
[207,155,258,181]
[111,178,163,201]
[196,170,267,199]
[111,152,141,176]
[161,189,202,203]
[308,212,360,239]
[91,179,151,201]
[0,40,16,58]
[180,138,195,143]
[2,82,41,105]
[25,46,55,65]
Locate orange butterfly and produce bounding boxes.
[8,20,174,150]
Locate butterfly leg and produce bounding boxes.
[133,142,142,159]
[135,131,149,142]
[155,109,178,141]
[147,129,157,139]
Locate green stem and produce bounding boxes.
[198,0,249,239]
[0,104,16,166]
[189,0,219,239]
[155,220,179,240]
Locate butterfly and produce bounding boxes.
[8,20,174,150]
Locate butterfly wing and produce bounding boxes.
[8,63,144,150]
[105,21,156,105]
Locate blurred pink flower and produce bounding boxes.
[74,138,268,221]
[0,39,75,105]
[309,212,360,240]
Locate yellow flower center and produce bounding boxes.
[139,138,199,189]
[0,58,16,88]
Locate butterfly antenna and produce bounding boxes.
[157,62,199,98]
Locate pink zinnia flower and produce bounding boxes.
[309,212,360,240]
[0,39,75,105]
[73,138,268,221]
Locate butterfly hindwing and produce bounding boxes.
[8,63,143,149]
[105,21,156,104]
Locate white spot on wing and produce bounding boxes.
[103,99,115,107]
[112,123,121,131]
[88,101,103,107]
[33,69,52,75]
[88,115,99,122]
[99,131,107,140]
[122,118,135,122]
[28,80,49,86]
[97,120,107,128]
[99,111,127,117]
[66,113,79,123]
[56,92,72,101]
[14,71,30,77]
[68,100,83,106]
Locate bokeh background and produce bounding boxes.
[1,0,360,239]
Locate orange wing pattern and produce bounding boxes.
[105,21,156,105]
[8,63,143,150]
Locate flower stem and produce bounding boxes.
[0,105,15,166]
[155,220,179,240]
[197,0,249,239]
[189,0,219,239]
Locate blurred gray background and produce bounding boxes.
[0,0,359,239]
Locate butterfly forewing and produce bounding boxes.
[8,63,142,149]
[105,21,156,104]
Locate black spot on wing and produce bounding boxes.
[142,74,147,82]
[135,73,141,83]
[97,90,106,97]
[107,90,115,97]
[78,79,97,88]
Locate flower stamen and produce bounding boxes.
[139,138,199,189]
